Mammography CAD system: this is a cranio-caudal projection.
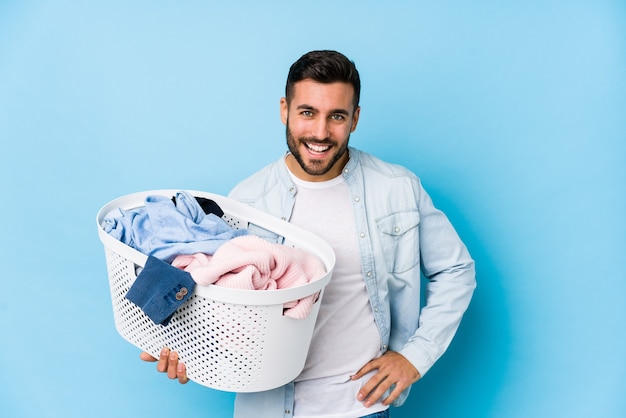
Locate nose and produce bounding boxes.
[310,118,330,139]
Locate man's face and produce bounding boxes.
[281,79,360,182]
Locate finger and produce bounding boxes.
[177,361,189,384]
[351,358,378,381]
[167,350,179,379]
[157,347,170,372]
[362,376,392,408]
[382,383,406,406]
[139,351,157,362]
[356,370,386,403]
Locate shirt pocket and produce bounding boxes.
[376,210,420,273]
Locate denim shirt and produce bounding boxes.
[228,147,476,418]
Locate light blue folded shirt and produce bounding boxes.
[103,191,247,262]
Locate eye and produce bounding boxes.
[301,110,313,117]
[330,114,346,121]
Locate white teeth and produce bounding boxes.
[307,143,330,153]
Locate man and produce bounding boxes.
[143,50,476,418]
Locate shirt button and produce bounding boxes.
[175,287,188,300]
[360,232,366,238]
[394,227,400,233]
[354,196,360,202]
[366,271,372,277]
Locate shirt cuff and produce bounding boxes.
[125,255,195,325]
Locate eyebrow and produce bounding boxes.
[296,104,350,116]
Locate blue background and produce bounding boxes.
[1,1,625,417]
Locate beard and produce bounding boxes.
[285,122,349,177]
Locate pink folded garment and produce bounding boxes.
[171,235,326,319]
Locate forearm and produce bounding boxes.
[400,261,476,376]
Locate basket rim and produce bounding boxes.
[97,189,335,306]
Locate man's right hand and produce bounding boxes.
[140,347,189,384]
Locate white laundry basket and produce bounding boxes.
[96,190,335,392]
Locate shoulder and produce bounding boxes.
[351,147,420,181]
[228,156,285,202]
[349,147,428,209]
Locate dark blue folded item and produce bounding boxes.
[125,256,196,325]
[172,195,224,218]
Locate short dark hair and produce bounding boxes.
[285,50,361,110]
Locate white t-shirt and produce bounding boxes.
[288,171,387,418]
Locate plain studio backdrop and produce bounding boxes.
[1,1,624,417]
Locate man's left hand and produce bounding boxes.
[351,351,421,407]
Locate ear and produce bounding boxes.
[350,106,361,133]
[280,97,288,125]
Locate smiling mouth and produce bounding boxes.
[305,142,331,154]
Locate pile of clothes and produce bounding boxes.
[103,191,326,324]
